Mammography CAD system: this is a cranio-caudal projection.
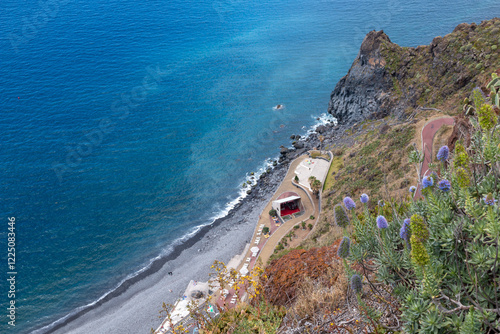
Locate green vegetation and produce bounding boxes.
[310,150,330,160]
[328,122,415,205]
[308,176,322,195]
[323,156,343,191]
[338,81,500,333]
[380,18,500,108]
[156,19,500,332]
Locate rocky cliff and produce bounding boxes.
[328,18,500,124]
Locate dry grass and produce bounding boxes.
[284,262,347,324]
[322,156,343,192]
[300,216,345,250]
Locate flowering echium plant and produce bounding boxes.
[332,77,500,333]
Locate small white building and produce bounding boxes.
[272,194,302,217]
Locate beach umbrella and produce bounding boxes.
[250,246,260,253]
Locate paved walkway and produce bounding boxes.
[415,117,454,198]
[216,154,322,309]
[157,153,329,332]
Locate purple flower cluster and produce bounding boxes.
[350,274,362,294]
[360,193,369,204]
[400,218,410,241]
[337,236,350,259]
[422,175,434,189]
[376,215,388,229]
[334,204,350,228]
[409,186,417,194]
[343,197,356,210]
[438,179,451,192]
[436,145,449,162]
[483,193,498,206]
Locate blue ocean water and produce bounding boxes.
[0,0,498,332]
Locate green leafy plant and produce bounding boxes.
[335,79,500,333]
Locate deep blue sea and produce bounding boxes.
[0,0,498,332]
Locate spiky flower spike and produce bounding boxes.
[400,218,411,241]
[350,274,362,294]
[478,104,497,131]
[471,86,486,110]
[376,215,388,229]
[454,143,469,169]
[343,196,356,210]
[422,175,434,189]
[360,193,369,204]
[410,214,429,242]
[337,236,350,259]
[334,204,350,228]
[409,186,416,194]
[438,179,451,192]
[436,145,449,162]
[410,235,430,267]
[483,193,498,206]
[456,167,470,188]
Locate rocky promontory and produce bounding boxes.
[328,18,500,124]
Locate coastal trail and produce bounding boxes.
[216,154,324,310]
[415,116,454,198]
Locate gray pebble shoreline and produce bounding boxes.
[35,120,346,334]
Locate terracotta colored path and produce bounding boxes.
[415,117,454,198]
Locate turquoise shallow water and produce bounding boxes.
[0,0,499,332]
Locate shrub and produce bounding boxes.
[269,209,277,217]
[333,204,349,228]
[263,227,269,235]
[308,223,313,230]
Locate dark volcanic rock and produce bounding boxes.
[327,30,394,124]
[280,146,289,155]
[327,18,500,126]
[292,141,305,149]
[316,125,327,134]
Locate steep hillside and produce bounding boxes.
[265,18,500,334]
[328,18,500,124]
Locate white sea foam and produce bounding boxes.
[304,112,338,137]
[35,112,324,334]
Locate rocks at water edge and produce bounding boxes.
[327,30,394,124]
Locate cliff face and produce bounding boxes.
[328,18,500,124]
[327,31,395,124]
